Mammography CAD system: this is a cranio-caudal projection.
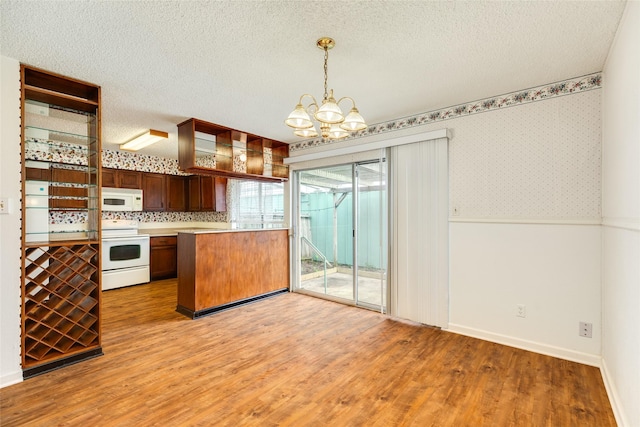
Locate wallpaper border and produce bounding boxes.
[289,72,602,152]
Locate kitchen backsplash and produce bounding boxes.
[101,211,227,223]
[44,149,230,224]
[50,208,227,225]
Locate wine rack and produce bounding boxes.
[23,243,100,364]
[21,65,102,377]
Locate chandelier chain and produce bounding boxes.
[323,46,329,101]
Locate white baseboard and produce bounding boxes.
[446,323,602,367]
[0,371,22,389]
[601,358,628,427]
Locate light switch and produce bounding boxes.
[0,197,9,214]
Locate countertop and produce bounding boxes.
[176,228,288,235]
[141,227,287,237]
[140,227,221,237]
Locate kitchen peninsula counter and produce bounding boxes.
[140,227,228,237]
[176,228,289,318]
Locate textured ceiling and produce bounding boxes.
[0,1,626,159]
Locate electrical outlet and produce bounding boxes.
[579,321,592,338]
[0,197,9,214]
[516,304,526,318]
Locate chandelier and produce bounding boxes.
[285,37,367,140]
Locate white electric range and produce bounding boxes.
[101,220,150,290]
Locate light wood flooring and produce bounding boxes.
[1,280,615,426]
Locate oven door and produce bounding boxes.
[102,235,150,271]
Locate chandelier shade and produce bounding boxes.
[285,37,366,140]
[294,127,319,138]
[285,103,314,129]
[314,91,344,124]
[327,124,349,140]
[340,107,367,131]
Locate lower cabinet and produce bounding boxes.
[150,236,178,280]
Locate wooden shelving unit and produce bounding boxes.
[178,118,289,182]
[20,65,102,377]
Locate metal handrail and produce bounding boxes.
[301,236,332,293]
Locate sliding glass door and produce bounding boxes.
[294,159,387,311]
[355,161,387,309]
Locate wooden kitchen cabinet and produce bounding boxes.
[166,175,187,212]
[150,236,178,280]
[177,229,289,318]
[102,168,141,189]
[177,118,289,182]
[214,177,227,212]
[187,176,202,211]
[102,168,116,187]
[142,172,165,211]
[25,166,51,181]
[187,175,227,212]
[138,172,191,213]
[117,170,142,189]
[200,176,216,211]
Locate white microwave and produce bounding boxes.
[102,187,143,211]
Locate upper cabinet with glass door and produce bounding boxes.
[177,118,289,182]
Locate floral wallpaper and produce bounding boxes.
[102,150,188,175]
[195,154,216,169]
[41,149,230,224]
[24,138,88,165]
[289,72,602,152]
[101,210,227,223]
[49,210,88,225]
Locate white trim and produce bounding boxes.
[601,358,628,427]
[446,323,602,367]
[285,128,449,164]
[602,217,640,232]
[0,371,22,389]
[287,149,386,172]
[448,218,602,226]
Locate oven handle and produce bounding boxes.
[102,235,150,242]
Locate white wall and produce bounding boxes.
[448,90,601,221]
[601,2,640,426]
[449,222,601,365]
[445,89,603,367]
[0,56,23,387]
[290,79,604,366]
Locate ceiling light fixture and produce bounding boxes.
[120,129,168,151]
[285,37,367,140]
